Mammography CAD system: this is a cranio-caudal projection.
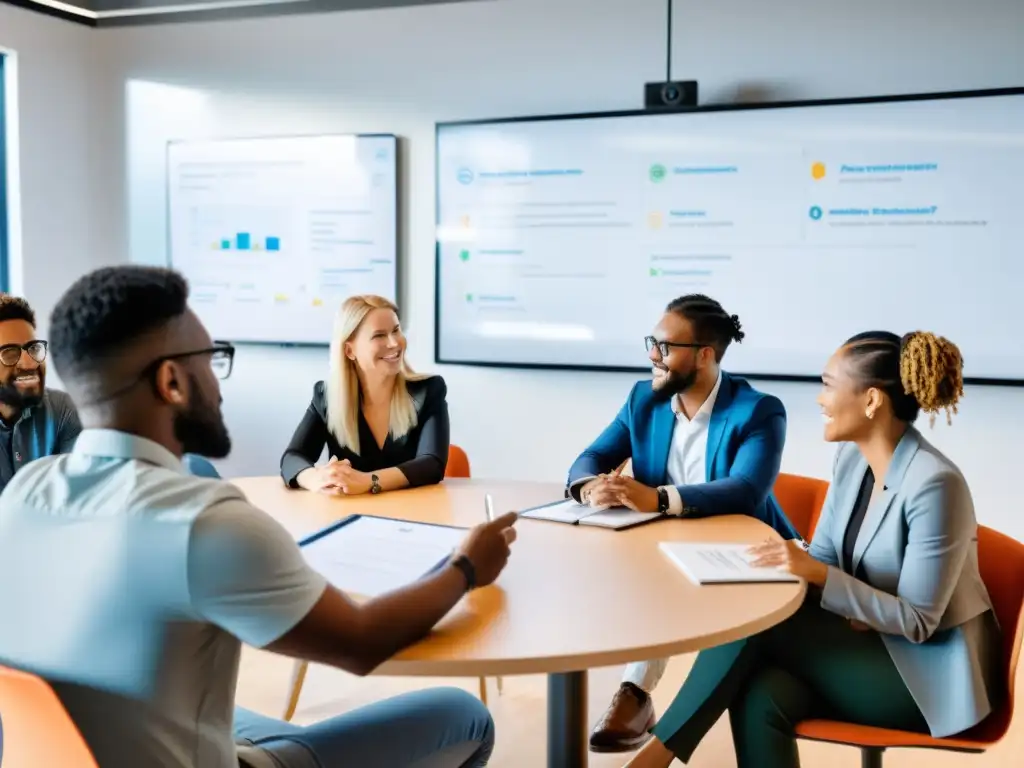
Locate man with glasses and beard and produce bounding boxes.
[0,295,81,491]
[0,266,514,768]
[565,294,801,755]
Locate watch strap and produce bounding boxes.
[656,487,670,514]
[450,554,476,590]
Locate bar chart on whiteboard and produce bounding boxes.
[168,134,398,345]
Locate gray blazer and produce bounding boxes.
[809,427,1001,737]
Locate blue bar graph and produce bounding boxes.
[236,232,251,250]
[220,239,231,250]
[266,237,281,251]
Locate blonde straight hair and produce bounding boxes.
[326,295,428,454]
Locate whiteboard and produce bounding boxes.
[435,89,1024,383]
[168,134,398,345]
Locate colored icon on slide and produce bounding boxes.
[811,161,826,180]
[649,164,667,182]
[808,205,823,220]
[457,168,474,185]
[647,211,663,229]
[459,249,470,262]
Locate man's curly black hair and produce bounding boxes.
[0,295,37,327]
[49,266,190,379]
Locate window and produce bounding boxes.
[0,53,8,293]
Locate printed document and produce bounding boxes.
[301,516,466,598]
[659,542,801,585]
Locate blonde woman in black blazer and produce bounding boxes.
[281,295,449,495]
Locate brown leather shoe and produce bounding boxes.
[589,682,656,753]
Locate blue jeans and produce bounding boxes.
[234,687,495,768]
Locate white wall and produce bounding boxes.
[75,0,1024,537]
[0,4,123,338]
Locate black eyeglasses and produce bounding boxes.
[644,336,704,357]
[154,343,235,381]
[0,340,47,368]
[90,342,236,405]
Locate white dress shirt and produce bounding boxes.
[660,371,722,514]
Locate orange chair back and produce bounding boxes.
[0,665,97,767]
[773,473,830,541]
[446,444,471,478]
[961,526,1024,743]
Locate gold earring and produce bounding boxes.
[866,409,874,419]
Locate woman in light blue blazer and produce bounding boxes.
[624,330,1001,768]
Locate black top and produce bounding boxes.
[280,375,450,489]
[842,467,875,576]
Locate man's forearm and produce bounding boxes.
[354,562,468,670]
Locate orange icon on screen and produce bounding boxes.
[811,162,826,180]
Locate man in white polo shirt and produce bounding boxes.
[0,265,517,768]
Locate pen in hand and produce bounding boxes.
[484,493,495,522]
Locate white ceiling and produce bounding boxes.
[2,0,483,27]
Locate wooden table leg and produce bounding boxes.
[547,670,588,768]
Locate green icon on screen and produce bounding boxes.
[459,250,470,261]
[649,164,667,182]
[650,267,659,276]
[465,293,473,302]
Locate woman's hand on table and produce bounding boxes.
[747,538,829,587]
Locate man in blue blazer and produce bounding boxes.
[566,294,799,754]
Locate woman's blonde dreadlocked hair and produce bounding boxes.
[899,331,964,426]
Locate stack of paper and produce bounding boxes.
[659,542,801,585]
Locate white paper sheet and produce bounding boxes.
[301,516,467,598]
[521,499,594,524]
[659,542,801,585]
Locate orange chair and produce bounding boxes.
[446,444,471,478]
[772,472,830,541]
[795,525,1024,767]
[0,665,97,767]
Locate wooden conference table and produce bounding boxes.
[234,477,806,768]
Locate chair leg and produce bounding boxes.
[478,676,488,706]
[861,747,885,768]
[283,660,309,722]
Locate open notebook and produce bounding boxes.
[521,498,664,531]
[659,542,801,585]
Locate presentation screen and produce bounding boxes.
[436,89,1024,383]
[168,134,398,345]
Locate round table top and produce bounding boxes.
[233,477,806,677]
